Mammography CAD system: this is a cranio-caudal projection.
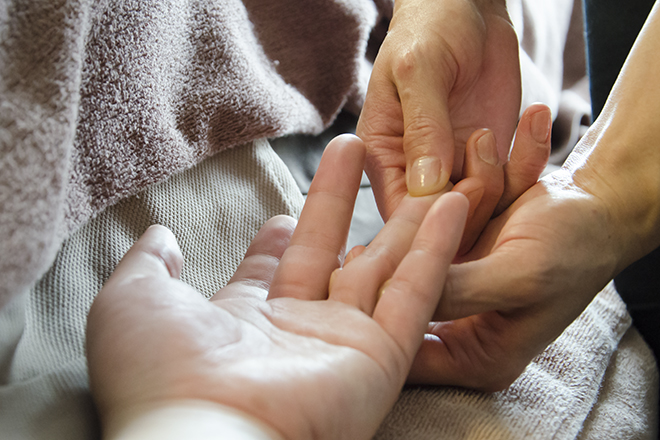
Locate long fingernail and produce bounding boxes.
[476,130,499,166]
[531,109,552,143]
[407,156,449,196]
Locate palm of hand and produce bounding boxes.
[88,272,404,439]
[409,176,619,390]
[87,135,469,440]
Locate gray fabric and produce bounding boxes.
[577,328,659,440]
[0,139,303,439]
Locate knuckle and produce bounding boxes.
[391,45,419,82]
[403,116,444,154]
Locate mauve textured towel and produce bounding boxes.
[0,0,391,308]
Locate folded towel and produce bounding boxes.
[374,283,658,439]
[0,0,389,308]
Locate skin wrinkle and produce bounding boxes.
[266,299,400,384]
[285,242,344,268]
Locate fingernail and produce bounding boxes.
[407,156,449,196]
[531,109,552,143]
[463,187,484,219]
[345,245,366,265]
[476,130,499,166]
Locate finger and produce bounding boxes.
[328,190,445,313]
[104,225,183,288]
[452,129,504,255]
[393,59,456,197]
[373,192,468,364]
[495,103,551,215]
[358,64,407,221]
[344,245,366,265]
[212,215,297,301]
[268,134,365,300]
[90,225,186,327]
[433,250,535,322]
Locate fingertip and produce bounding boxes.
[406,155,451,197]
[523,103,552,145]
[249,215,297,260]
[471,129,500,167]
[431,191,470,222]
[325,133,366,161]
[312,133,366,195]
[462,127,504,200]
[496,104,552,213]
[140,225,184,279]
[344,245,366,265]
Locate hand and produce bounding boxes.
[86,135,469,440]
[407,157,619,392]
[322,103,550,337]
[358,0,521,219]
[451,103,552,255]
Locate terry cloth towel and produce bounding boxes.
[0,0,391,309]
[1,0,658,438]
[374,284,658,439]
[1,0,594,311]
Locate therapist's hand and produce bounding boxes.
[408,172,619,392]
[86,135,469,440]
[358,0,521,219]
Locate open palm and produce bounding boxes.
[86,135,469,440]
[408,172,619,391]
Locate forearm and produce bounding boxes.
[565,1,660,271]
[103,400,284,440]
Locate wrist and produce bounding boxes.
[563,3,660,271]
[568,125,660,272]
[103,399,285,440]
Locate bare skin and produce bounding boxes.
[86,105,552,437]
[411,2,660,391]
[86,135,468,440]
[358,0,520,215]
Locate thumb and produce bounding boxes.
[104,225,184,288]
[435,251,531,321]
[87,225,186,359]
[397,70,456,196]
